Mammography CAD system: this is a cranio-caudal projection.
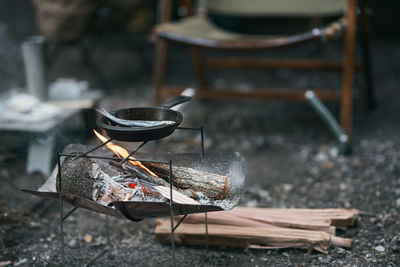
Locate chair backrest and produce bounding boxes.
[204,0,347,17]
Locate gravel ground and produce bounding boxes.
[0,36,399,266]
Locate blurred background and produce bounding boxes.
[0,0,399,93]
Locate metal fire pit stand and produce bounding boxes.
[57,126,207,266]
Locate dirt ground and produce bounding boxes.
[0,33,400,266]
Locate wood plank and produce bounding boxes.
[205,58,363,70]
[155,219,337,254]
[155,207,357,253]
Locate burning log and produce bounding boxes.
[56,156,137,205]
[93,130,225,200]
[155,207,358,254]
[142,162,228,200]
[56,155,199,205]
[109,160,170,187]
[110,161,200,200]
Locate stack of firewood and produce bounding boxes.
[155,207,359,254]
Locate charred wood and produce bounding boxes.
[56,156,198,205]
[57,156,139,205]
[110,160,199,200]
[143,162,228,200]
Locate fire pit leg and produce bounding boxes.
[57,153,65,266]
[168,160,176,266]
[205,212,209,253]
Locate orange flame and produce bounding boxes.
[93,130,158,177]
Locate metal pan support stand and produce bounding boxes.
[57,126,207,266]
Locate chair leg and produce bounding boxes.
[340,0,357,143]
[190,47,207,95]
[359,1,376,110]
[153,39,168,105]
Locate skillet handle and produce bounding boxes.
[160,95,192,109]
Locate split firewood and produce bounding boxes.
[109,160,170,187]
[176,207,359,234]
[56,156,137,205]
[155,219,335,253]
[143,161,228,200]
[155,207,358,254]
[110,161,200,200]
[57,156,199,205]
[232,208,359,225]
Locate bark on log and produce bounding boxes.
[143,162,228,200]
[56,156,135,205]
[110,161,200,200]
[56,156,199,205]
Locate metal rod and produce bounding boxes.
[59,153,170,165]
[74,139,112,159]
[62,207,78,222]
[205,212,209,255]
[173,214,188,231]
[83,247,109,267]
[168,160,176,266]
[120,141,148,164]
[176,126,201,131]
[105,215,111,246]
[176,126,205,158]
[305,90,348,144]
[57,153,64,266]
[200,126,204,159]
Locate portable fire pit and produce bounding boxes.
[23,100,245,265]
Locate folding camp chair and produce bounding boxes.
[152,0,374,144]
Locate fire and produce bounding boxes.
[93,130,158,177]
[124,194,131,201]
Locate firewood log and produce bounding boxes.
[110,161,200,200]
[56,156,199,205]
[56,156,135,205]
[142,162,228,200]
[155,219,333,253]
[155,207,357,253]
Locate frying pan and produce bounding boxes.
[96,95,191,142]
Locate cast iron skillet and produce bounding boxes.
[96,95,191,142]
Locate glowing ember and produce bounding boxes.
[128,183,137,189]
[124,194,131,201]
[93,130,158,177]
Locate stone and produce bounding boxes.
[315,152,328,162]
[375,245,385,252]
[68,239,78,248]
[318,255,331,264]
[395,198,400,208]
[282,183,293,192]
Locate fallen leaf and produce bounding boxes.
[84,234,93,243]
